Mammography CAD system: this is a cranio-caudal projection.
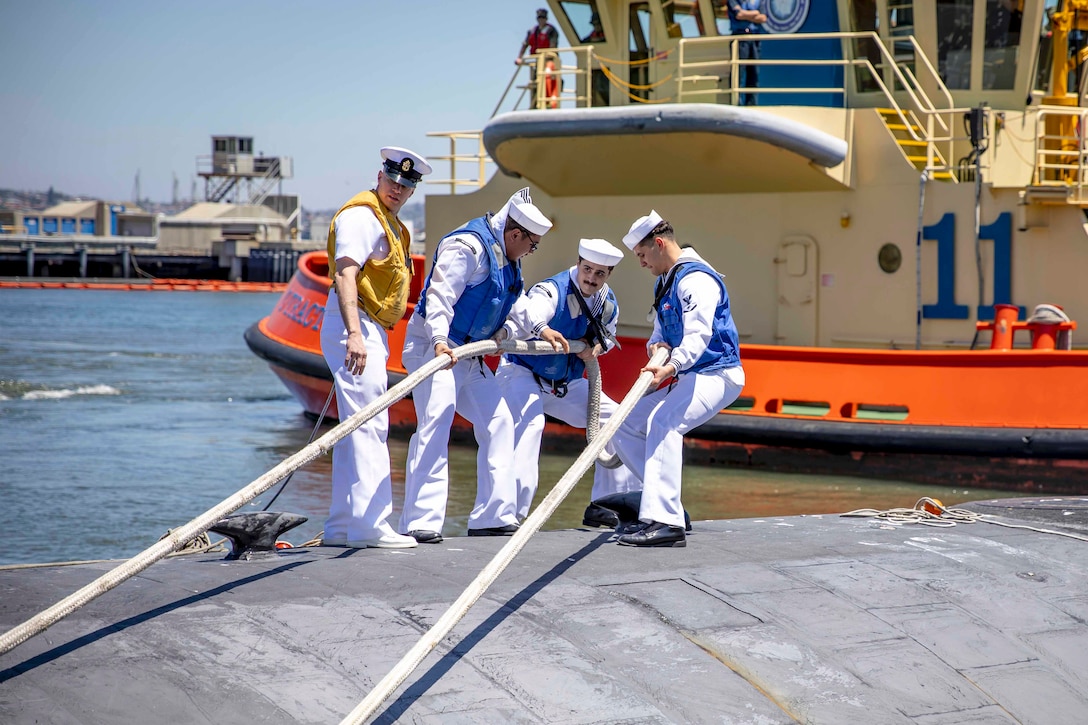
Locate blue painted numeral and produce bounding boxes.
[922,213,968,319]
[922,211,1024,320]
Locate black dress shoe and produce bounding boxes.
[617,520,649,535]
[407,530,443,544]
[582,502,621,528]
[467,524,520,537]
[616,521,686,548]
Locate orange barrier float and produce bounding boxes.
[0,279,287,292]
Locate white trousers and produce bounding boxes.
[399,333,518,533]
[495,360,639,519]
[610,366,745,528]
[319,301,397,541]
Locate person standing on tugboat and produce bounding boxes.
[516,7,560,75]
[399,188,559,543]
[728,0,767,106]
[319,146,431,549]
[495,237,638,526]
[609,211,745,548]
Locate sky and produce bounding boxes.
[0,0,569,210]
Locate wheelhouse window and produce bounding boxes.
[937,0,974,89]
[983,0,1021,89]
[710,0,730,35]
[560,0,606,43]
[848,0,884,92]
[663,0,705,38]
[629,2,652,100]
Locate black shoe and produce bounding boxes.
[616,521,686,548]
[407,530,443,544]
[616,520,649,535]
[685,510,692,532]
[582,502,621,528]
[467,524,520,537]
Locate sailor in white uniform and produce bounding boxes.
[609,211,746,548]
[319,146,431,549]
[399,188,558,542]
[496,237,639,524]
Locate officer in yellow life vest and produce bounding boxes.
[319,146,431,549]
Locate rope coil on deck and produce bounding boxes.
[0,339,603,657]
[842,497,1088,542]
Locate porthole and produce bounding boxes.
[878,243,902,273]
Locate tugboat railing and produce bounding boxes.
[676,31,961,176]
[1033,107,1088,202]
[428,31,998,193]
[425,131,493,195]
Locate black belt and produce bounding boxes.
[532,372,568,398]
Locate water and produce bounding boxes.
[0,288,1021,566]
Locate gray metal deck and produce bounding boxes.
[2,498,1087,724]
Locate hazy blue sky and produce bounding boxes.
[0,0,569,210]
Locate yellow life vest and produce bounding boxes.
[326,190,412,329]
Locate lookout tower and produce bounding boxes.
[196,135,294,205]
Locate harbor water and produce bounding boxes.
[0,288,1020,567]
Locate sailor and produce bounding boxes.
[609,211,745,547]
[319,146,431,549]
[496,238,639,525]
[399,188,560,542]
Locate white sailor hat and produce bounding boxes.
[380,146,432,188]
[508,198,553,236]
[622,209,664,250]
[579,238,624,267]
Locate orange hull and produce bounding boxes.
[245,252,1088,489]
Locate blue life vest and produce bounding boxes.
[416,215,523,345]
[509,271,618,382]
[655,260,740,373]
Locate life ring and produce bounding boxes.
[543,58,560,109]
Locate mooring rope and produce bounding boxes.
[584,355,623,469]
[338,348,668,725]
[0,339,589,657]
[842,497,1088,542]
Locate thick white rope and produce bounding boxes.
[339,348,669,725]
[584,353,623,469]
[0,339,580,657]
[842,497,1088,542]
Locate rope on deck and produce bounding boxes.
[842,497,1088,542]
[0,339,593,657]
[339,348,669,725]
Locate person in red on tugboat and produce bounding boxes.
[516,7,559,77]
[319,146,431,550]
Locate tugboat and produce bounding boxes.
[248,0,1088,490]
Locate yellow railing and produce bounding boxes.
[676,31,961,177]
[1034,107,1088,201]
[425,131,492,195]
[433,32,1088,194]
[528,46,595,110]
